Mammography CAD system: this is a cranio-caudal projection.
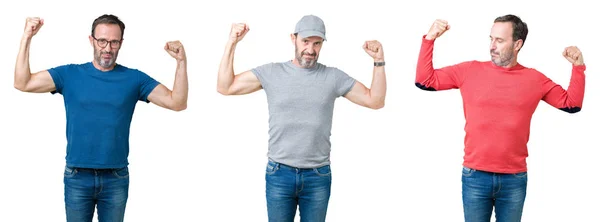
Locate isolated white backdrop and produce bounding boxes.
[1,0,597,221]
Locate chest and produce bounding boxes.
[265,74,338,110]
[63,74,140,111]
[461,72,543,109]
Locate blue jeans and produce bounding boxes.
[64,166,130,222]
[462,166,528,222]
[265,160,332,222]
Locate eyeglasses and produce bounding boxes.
[92,36,122,49]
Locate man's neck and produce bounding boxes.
[92,60,116,72]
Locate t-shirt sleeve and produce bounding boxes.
[251,63,273,89]
[333,68,356,97]
[138,71,161,103]
[47,64,73,94]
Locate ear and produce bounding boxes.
[514,39,523,52]
[290,33,296,44]
[89,35,94,47]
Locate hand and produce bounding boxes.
[24,17,44,39]
[425,19,450,40]
[229,23,249,44]
[164,41,186,62]
[363,40,384,62]
[563,46,584,66]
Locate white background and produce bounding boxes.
[1,0,598,221]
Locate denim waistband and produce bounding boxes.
[69,167,124,172]
[269,160,328,171]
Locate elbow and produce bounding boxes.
[172,105,186,112]
[217,88,229,95]
[174,105,187,112]
[371,103,385,110]
[173,103,187,112]
[559,106,581,114]
[14,83,27,92]
[168,100,187,112]
[216,86,231,96]
[368,100,385,110]
[415,82,436,91]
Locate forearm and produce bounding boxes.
[368,61,386,108]
[14,36,33,89]
[415,36,437,90]
[566,64,586,107]
[170,60,188,109]
[217,41,237,94]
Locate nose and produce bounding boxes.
[489,41,497,51]
[102,45,113,53]
[306,45,316,54]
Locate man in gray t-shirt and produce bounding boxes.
[217,15,387,222]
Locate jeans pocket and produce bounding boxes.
[266,162,279,175]
[313,165,331,177]
[112,167,129,179]
[462,166,475,177]
[513,171,528,178]
[64,166,77,178]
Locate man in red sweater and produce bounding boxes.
[416,14,585,222]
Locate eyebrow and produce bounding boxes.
[302,38,323,43]
[489,36,505,41]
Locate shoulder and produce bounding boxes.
[317,63,351,77]
[51,62,88,71]
[114,64,154,82]
[115,63,145,74]
[528,68,550,82]
[516,63,546,77]
[48,62,91,77]
[462,60,484,67]
[251,61,289,76]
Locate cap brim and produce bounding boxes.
[297,31,326,41]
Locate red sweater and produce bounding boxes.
[416,36,586,173]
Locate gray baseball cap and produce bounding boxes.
[294,15,326,41]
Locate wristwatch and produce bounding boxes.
[374,61,385,67]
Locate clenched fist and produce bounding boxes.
[363,40,384,62]
[425,19,450,40]
[229,23,249,44]
[563,46,584,66]
[24,17,44,39]
[164,41,186,62]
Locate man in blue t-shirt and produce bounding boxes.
[14,14,188,221]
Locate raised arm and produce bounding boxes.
[146,41,188,111]
[415,19,470,91]
[541,46,586,114]
[14,17,56,93]
[343,40,387,109]
[216,23,262,96]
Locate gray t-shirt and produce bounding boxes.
[252,60,356,168]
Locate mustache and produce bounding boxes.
[302,51,316,56]
[100,51,114,56]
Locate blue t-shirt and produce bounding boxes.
[48,62,160,169]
